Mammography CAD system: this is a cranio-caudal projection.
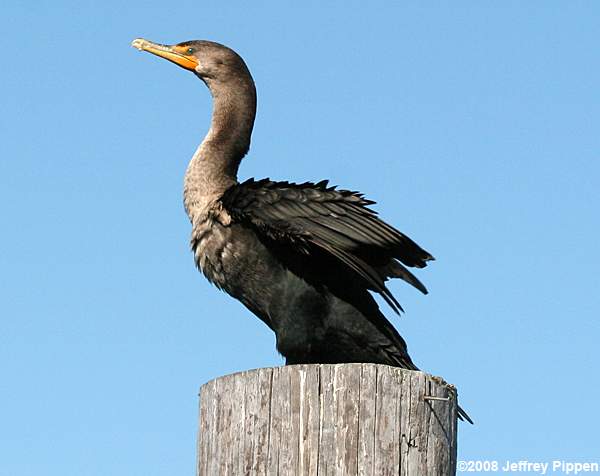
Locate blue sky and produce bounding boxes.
[2,2,599,475]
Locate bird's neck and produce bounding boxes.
[184,75,256,221]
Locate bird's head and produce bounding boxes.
[131,38,250,85]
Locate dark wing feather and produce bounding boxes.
[220,178,434,314]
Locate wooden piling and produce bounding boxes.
[198,363,458,475]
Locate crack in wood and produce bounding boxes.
[198,364,457,475]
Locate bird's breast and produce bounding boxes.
[190,214,278,299]
[191,216,235,288]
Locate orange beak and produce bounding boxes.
[132,38,199,71]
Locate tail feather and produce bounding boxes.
[458,405,474,424]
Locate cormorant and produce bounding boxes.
[132,38,471,423]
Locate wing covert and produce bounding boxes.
[220,178,434,313]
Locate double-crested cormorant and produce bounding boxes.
[132,38,471,423]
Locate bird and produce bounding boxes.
[132,38,472,423]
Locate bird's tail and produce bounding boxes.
[457,405,474,424]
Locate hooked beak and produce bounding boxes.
[131,38,198,71]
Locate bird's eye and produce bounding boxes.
[187,47,195,54]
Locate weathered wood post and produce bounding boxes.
[198,363,458,475]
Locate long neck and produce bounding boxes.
[184,74,256,220]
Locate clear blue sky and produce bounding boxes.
[2,2,598,475]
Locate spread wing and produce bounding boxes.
[220,178,434,313]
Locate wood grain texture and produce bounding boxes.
[198,364,458,476]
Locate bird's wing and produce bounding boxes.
[220,178,434,313]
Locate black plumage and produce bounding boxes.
[221,178,434,313]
